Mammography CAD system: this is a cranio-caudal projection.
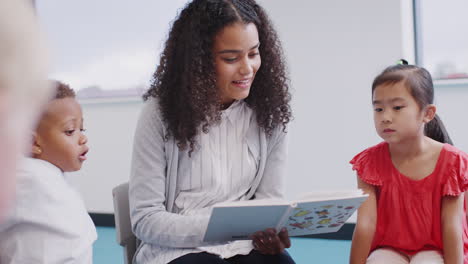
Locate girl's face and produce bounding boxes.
[213,22,261,105]
[372,82,434,144]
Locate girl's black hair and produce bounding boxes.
[372,64,453,145]
[143,0,291,152]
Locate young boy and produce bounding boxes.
[0,81,97,263]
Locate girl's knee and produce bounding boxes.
[409,250,443,264]
[367,248,409,264]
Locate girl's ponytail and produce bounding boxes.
[424,114,453,145]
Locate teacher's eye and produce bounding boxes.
[222,57,237,63]
[249,52,259,58]
[374,108,383,112]
[65,130,75,136]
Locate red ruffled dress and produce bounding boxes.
[350,142,468,262]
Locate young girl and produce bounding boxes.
[129,0,294,263]
[0,81,97,264]
[349,61,468,264]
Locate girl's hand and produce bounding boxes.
[251,227,291,255]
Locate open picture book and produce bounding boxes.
[203,190,368,242]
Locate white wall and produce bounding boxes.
[67,99,143,213]
[432,82,468,151]
[258,0,403,198]
[68,1,468,214]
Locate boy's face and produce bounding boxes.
[33,97,88,172]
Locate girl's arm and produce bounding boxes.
[465,191,468,224]
[350,176,377,264]
[442,193,465,264]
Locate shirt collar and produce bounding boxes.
[22,157,63,177]
[222,100,244,124]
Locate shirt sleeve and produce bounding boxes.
[129,99,212,248]
[442,149,468,196]
[350,145,383,186]
[254,126,288,200]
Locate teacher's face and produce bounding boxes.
[213,22,261,105]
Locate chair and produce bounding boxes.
[112,182,137,264]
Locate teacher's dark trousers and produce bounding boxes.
[169,250,296,264]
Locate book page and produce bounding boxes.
[294,190,365,202]
[284,195,367,236]
[213,198,289,207]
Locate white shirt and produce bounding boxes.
[0,158,97,264]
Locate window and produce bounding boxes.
[36,0,190,99]
[414,0,468,82]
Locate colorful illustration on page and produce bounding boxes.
[285,200,359,235]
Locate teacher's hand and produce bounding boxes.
[251,227,291,255]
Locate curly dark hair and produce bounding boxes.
[144,0,292,152]
[51,80,75,99]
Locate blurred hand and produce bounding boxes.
[251,227,291,255]
[0,0,50,223]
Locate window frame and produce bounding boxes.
[413,0,468,88]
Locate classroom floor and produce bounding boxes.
[95,227,351,264]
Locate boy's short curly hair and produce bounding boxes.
[51,80,75,99]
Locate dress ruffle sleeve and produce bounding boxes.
[350,145,383,186]
[443,149,468,196]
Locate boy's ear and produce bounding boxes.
[423,104,436,123]
[31,132,42,156]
